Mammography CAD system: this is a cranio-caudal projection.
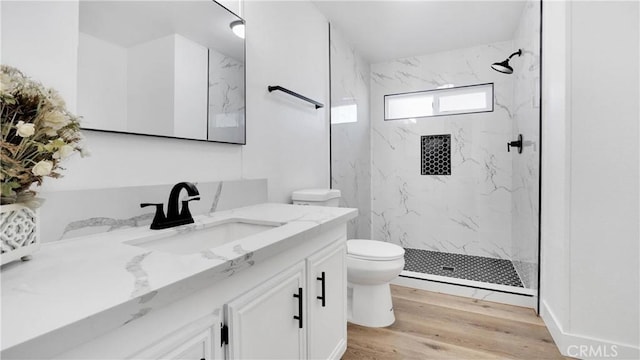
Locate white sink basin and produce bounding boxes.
[125,218,283,255]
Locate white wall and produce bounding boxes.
[173,34,208,139]
[77,33,128,131]
[541,1,639,358]
[242,1,330,203]
[540,0,571,335]
[127,35,175,136]
[1,1,79,112]
[3,0,330,205]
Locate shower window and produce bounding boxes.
[384,83,493,121]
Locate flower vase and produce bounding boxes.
[1,203,40,265]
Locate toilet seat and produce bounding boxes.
[347,239,405,261]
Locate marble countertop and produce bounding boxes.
[1,203,357,353]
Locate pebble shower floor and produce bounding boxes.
[403,248,524,288]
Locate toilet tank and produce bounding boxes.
[292,189,341,207]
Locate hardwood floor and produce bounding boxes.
[343,285,569,360]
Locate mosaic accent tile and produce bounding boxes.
[421,134,451,175]
[404,248,524,287]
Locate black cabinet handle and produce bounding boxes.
[293,287,303,328]
[316,272,326,307]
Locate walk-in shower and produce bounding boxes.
[329,0,541,305]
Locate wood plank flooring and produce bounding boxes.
[343,285,570,360]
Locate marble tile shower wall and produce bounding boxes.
[39,179,267,243]
[370,41,517,260]
[511,0,541,289]
[330,25,371,239]
[208,49,245,137]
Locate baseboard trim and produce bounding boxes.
[329,338,347,360]
[540,300,640,359]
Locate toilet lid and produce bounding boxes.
[347,239,405,261]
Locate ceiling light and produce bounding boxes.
[230,20,245,39]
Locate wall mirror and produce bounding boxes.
[77,1,245,144]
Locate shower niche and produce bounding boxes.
[421,135,451,176]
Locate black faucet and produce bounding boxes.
[140,182,201,230]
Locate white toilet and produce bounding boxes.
[292,189,405,328]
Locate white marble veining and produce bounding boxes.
[1,203,357,353]
[370,41,516,259]
[39,179,267,243]
[511,0,541,290]
[208,48,245,143]
[330,25,371,239]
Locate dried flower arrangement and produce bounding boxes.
[1,65,87,206]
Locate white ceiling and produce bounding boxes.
[312,0,527,63]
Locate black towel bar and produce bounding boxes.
[268,85,324,109]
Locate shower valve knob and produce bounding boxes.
[507,134,523,154]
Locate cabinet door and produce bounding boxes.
[226,261,306,359]
[160,328,212,360]
[306,241,347,359]
[129,311,222,360]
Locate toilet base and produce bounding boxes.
[347,282,396,327]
